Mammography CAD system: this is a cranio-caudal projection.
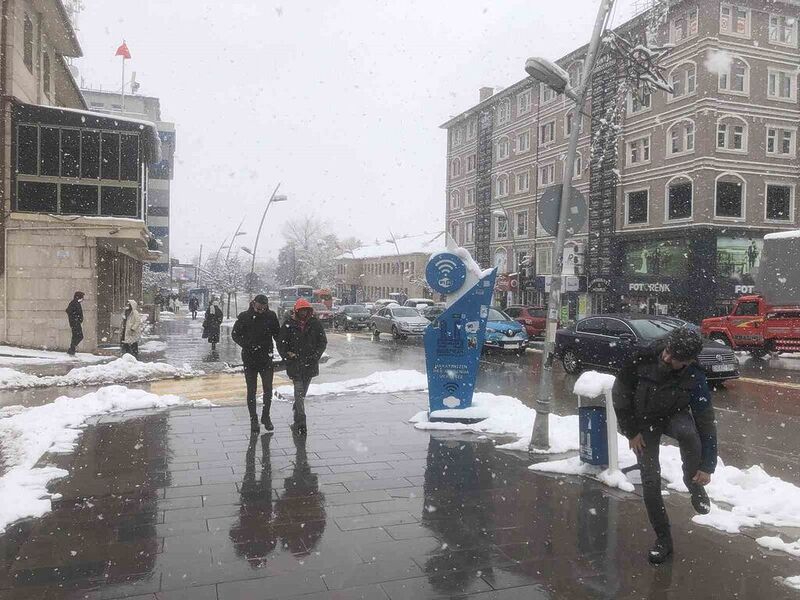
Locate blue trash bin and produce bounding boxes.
[579,406,608,466]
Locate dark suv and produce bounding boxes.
[554,314,739,381]
[333,305,371,330]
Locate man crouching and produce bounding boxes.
[612,326,717,564]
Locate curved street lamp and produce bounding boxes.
[247,184,288,296]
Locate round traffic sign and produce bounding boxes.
[537,185,587,237]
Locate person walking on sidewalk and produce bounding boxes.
[203,299,224,354]
[66,291,85,355]
[188,296,200,320]
[277,298,327,436]
[231,295,281,432]
[612,327,717,565]
[120,300,143,359]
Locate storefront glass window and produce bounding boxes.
[717,237,762,281]
[623,239,689,276]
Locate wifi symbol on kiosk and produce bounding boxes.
[426,252,466,295]
[435,258,458,288]
[444,382,459,395]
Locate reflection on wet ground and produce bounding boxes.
[1,391,798,599]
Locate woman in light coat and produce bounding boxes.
[121,300,143,358]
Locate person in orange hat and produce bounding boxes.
[277,298,327,435]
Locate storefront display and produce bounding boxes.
[716,237,762,283]
[623,239,689,277]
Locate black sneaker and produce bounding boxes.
[262,417,274,432]
[691,487,711,515]
[648,536,673,565]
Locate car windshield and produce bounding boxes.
[488,308,511,322]
[391,307,420,317]
[629,318,679,339]
[344,306,369,314]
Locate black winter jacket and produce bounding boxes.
[231,308,281,367]
[277,316,327,380]
[66,299,83,329]
[612,343,718,473]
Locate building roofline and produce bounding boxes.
[81,88,164,103]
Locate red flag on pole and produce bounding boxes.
[115,41,131,60]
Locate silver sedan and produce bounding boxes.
[370,306,430,339]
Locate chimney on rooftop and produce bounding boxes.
[479,87,494,102]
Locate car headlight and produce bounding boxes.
[346,316,352,320]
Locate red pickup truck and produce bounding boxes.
[701,295,800,358]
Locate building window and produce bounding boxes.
[467,119,477,139]
[667,177,693,220]
[626,190,649,225]
[495,215,508,240]
[766,126,796,156]
[517,131,530,153]
[498,99,511,124]
[766,184,793,222]
[568,61,583,89]
[23,14,34,73]
[718,57,749,93]
[668,121,694,156]
[453,128,463,146]
[42,52,51,96]
[540,85,556,104]
[716,118,747,152]
[537,246,553,275]
[768,69,797,101]
[497,137,510,160]
[573,152,583,179]
[516,250,530,272]
[516,210,528,236]
[671,7,699,42]
[670,63,696,99]
[450,158,461,177]
[538,163,555,186]
[466,188,476,206]
[517,90,532,114]
[466,154,476,172]
[465,221,475,243]
[450,190,460,209]
[516,171,530,193]
[495,174,509,197]
[539,121,555,145]
[720,4,750,37]
[627,136,651,165]
[450,221,460,244]
[769,15,798,47]
[628,85,652,114]
[715,175,745,219]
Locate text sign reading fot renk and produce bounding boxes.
[628,282,672,293]
[424,251,497,415]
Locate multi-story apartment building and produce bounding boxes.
[443,0,799,323]
[0,0,161,350]
[334,233,445,303]
[81,90,176,273]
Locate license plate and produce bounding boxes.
[712,364,734,372]
[506,342,520,349]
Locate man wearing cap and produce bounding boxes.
[277,298,327,436]
[613,326,717,564]
[232,295,281,432]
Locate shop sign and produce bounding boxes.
[628,282,672,293]
[588,277,610,293]
[734,285,756,295]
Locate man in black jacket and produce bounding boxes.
[66,291,85,355]
[612,327,717,564]
[277,298,327,436]
[232,295,281,432]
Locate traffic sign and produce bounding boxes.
[537,185,587,237]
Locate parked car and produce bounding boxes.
[312,303,334,327]
[372,299,399,313]
[505,305,547,338]
[363,302,376,313]
[404,298,435,309]
[370,305,429,339]
[420,304,447,322]
[555,314,740,381]
[484,307,529,355]
[333,305,371,330]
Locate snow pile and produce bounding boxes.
[529,455,635,493]
[139,340,167,354]
[0,345,106,367]
[159,311,176,320]
[0,355,202,390]
[784,576,800,590]
[0,385,191,534]
[411,392,580,455]
[573,371,616,398]
[276,369,427,398]
[756,536,800,557]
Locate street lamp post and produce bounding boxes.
[527,0,615,452]
[247,184,288,296]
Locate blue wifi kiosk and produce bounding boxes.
[423,249,497,421]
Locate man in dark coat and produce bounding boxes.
[613,327,717,564]
[232,295,281,432]
[203,299,224,353]
[66,291,85,355]
[188,296,200,319]
[277,298,327,436]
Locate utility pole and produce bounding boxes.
[528,0,615,451]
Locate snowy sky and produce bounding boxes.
[74,0,641,263]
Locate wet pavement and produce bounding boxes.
[2,390,799,599]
